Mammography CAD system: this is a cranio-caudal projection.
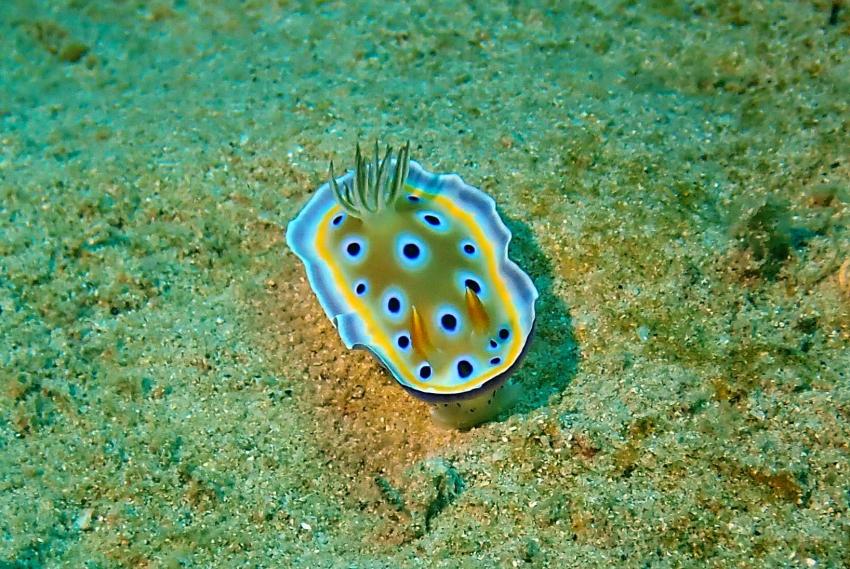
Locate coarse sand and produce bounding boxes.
[1,1,849,566]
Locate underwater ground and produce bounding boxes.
[1,0,849,567]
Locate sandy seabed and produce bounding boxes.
[1,1,849,567]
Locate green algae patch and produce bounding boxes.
[58,41,89,63]
[25,20,90,63]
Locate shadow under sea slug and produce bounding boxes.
[286,142,538,429]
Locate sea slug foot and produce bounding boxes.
[430,380,521,430]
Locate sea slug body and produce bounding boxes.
[286,142,538,428]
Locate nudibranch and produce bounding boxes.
[286,142,538,429]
